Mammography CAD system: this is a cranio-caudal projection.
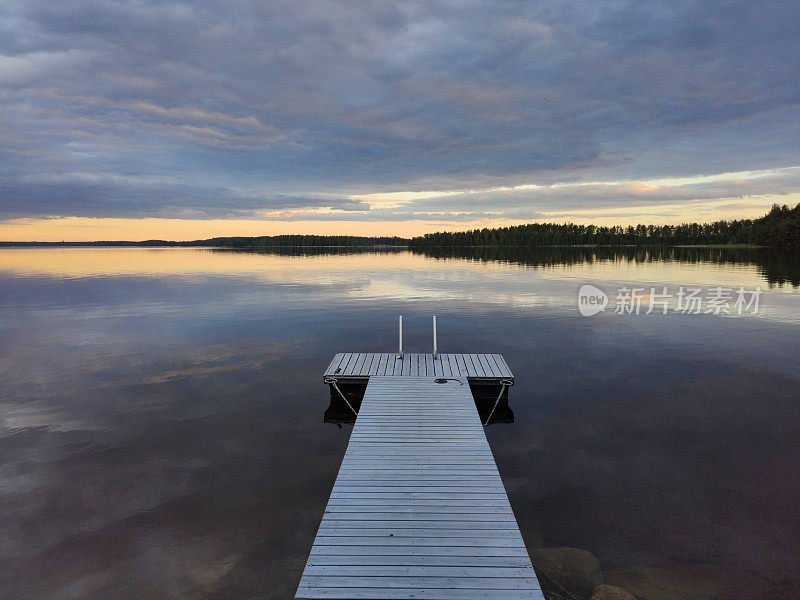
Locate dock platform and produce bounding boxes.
[296,369,543,600]
[323,353,514,384]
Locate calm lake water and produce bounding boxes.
[0,247,798,600]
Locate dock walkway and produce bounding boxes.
[296,373,543,600]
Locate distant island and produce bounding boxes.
[3,203,799,250]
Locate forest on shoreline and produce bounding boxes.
[3,203,799,250]
[410,203,800,249]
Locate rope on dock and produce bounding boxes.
[434,377,464,385]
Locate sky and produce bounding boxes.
[1,1,799,240]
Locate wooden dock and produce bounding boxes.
[296,360,543,600]
[323,353,514,384]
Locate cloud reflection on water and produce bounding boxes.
[0,248,798,599]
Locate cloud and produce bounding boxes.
[0,49,94,86]
[0,176,366,219]
[0,0,798,223]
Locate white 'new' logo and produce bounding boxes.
[578,284,608,316]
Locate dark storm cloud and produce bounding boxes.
[0,1,798,219]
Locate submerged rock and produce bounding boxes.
[590,583,637,600]
[532,547,603,600]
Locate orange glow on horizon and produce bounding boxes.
[0,217,448,242]
[0,197,790,242]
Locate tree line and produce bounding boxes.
[408,203,800,249]
[193,235,407,248]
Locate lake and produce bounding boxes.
[0,247,798,600]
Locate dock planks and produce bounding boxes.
[296,375,542,600]
[323,353,514,382]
